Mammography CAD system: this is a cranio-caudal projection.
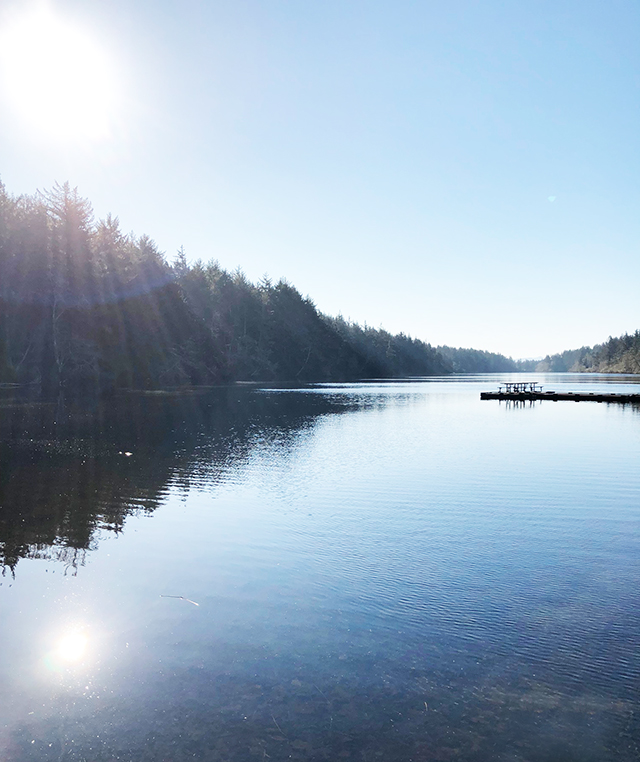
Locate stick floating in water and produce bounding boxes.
[160,595,200,606]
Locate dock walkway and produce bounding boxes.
[481,382,640,403]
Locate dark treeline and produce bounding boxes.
[537,332,640,374]
[436,345,524,373]
[0,181,517,394]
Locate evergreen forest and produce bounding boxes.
[536,332,640,374]
[0,182,528,396]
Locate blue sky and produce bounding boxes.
[0,0,638,358]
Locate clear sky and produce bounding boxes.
[0,0,638,359]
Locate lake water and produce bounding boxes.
[1,374,640,761]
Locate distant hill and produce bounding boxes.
[436,346,519,373]
[536,332,640,373]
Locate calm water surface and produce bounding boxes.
[1,375,640,761]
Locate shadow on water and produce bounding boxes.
[0,386,362,575]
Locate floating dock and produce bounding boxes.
[481,382,640,403]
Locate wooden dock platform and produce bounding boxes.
[481,390,640,402]
[481,382,640,403]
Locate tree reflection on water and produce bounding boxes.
[0,386,355,575]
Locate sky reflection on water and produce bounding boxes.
[1,377,640,761]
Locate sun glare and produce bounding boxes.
[56,629,89,663]
[0,5,117,141]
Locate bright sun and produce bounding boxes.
[0,5,117,141]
